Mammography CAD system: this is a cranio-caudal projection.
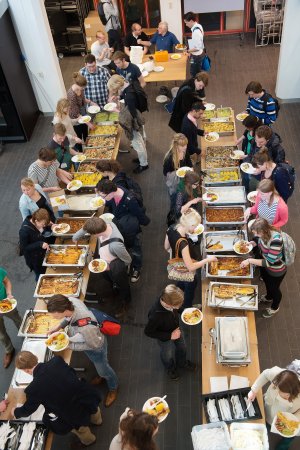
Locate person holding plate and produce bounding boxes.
[0,268,22,368]
[19,177,55,222]
[52,98,84,150]
[248,367,300,449]
[181,101,205,159]
[48,123,80,172]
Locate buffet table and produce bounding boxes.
[143,53,187,83]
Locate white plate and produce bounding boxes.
[71,154,86,163]
[52,223,70,235]
[272,411,300,438]
[236,112,249,122]
[176,166,193,178]
[142,70,149,77]
[233,240,253,255]
[100,213,115,222]
[0,297,17,314]
[87,105,100,114]
[89,197,105,209]
[205,132,219,142]
[142,397,169,423]
[203,192,219,203]
[156,95,168,103]
[67,180,83,191]
[240,162,256,174]
[171,53,181,60]
[50,195,67,207]
[248,219,255,231]
[181,307,203,325]
[190,224,204,236]
[175,45,187,51]
[78,115,91,124]
[153,66,164,72]
[247,191,258,203]
[104,102,117,112]
[45,331,69,352]
[88,259,108,273]
[230,150,245,160]
[204,103,216,111]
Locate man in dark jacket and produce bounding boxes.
[144,285,196,380]
[248,125,285,164]
[181,101,205,157]
[12,352,102,446]
[96,179,150,282]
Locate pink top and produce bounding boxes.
[250,193,288,229]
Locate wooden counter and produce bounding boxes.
[143,54,187,83]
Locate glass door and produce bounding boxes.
[118,0,161,33]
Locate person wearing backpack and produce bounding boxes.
[183,12,205,77]
[98,0,122,52]
[245,81,279,125]
[96,179,150,283]
[240,218,287,318]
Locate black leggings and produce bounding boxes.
[260,267,286,310]
[73,123,88,143]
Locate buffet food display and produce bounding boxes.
[207,282,258,310]
[43,245,89,267]
[85,136,116,148]
[77,161,98,172]
[34,274,83,298]
[18,310,62,338]
[88,124,118,136]
[203,121,235,135]
[206,256,253,278]
[203,168,241,185]
[73,172,102,187]
[204,230,248,253]
[53,218,87,237]
[204,206,245,226]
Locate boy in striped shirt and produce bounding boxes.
[245,81,277,126]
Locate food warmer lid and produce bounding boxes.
[216,317,249,359]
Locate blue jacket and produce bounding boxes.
[19,184,53,220]
[150,31,179,53]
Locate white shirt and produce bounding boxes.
[91,41,111,67]
[190,23,204,56]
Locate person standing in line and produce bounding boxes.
[11,351,102,446]
[112,51,146,87]
[184,12,205,77]
[144,285,197,380]
[80,54,111,109]
[48,123,80,172]
[46,295,119,407]
[91,30,114,71]
[181,101,205,159]
[0,268,22,368]
[19,177,55,222]
[240,218,287,318]
[124,23,149,56]
[245,81,278,125]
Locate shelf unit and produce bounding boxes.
[45,0,91,56]
[254,0,285,47]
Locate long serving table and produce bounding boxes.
[199,111,265,424]
[143,53,188,83]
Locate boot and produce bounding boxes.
[71,426,96,446]
[105,389,118,407]
[90,376,103,385]
[90,406,102,425]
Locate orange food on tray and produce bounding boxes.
[206,207,244,222]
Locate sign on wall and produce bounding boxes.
[184,0,244,13]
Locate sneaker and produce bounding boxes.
[183,360,197,372]
[262,307,280,318]
[167,369,179,380]
[119,148,130,153]
[130,269,140,283]
[132,158,139,163]
[259,294,273,303]
[133,165,149,174]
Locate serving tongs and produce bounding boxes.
[233,229,245,245]
[206,240,221,249]
[238,292,256,307]
[71,271,83,287]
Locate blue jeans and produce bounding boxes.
[177,275,198,308]
[157,334,187,371]
[130,234,142,270]
[85,338,118,391]
[190,54,205,77]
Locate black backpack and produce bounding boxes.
[130,80,148,113]
[262,92,280,118]
[275,162,296,198]
[98,1,110,25]
[117,173,144,208]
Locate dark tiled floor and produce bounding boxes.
[0,34,300,449]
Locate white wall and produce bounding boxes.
[159,0,182,44]
[8,0,66,113]
[184,0,244,14]
[276,0,300,102]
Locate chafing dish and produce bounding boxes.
[12,338,50,387]
[215,316,251,366]
[42,245,89,267]
[216,107,233,118]
[206,282,258,310]
[18,310,62,338]
[203,167,241,186]
[66,194,100,212]
[203,186,246,204]
[34,273,83,298]
[205,146,239,169]
[203,121,235,135]
[203,206,246,227]
[204,230,248,253]
[94,111,119,124]
[206,255,253,279]
[73,172,102,188]
[77,161,98,172]
[88,124,119,136]
[53,217,88,237]
[83,147,115,159]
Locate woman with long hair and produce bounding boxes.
[244,179,288,229]
[175,171,202,216]
[248,368,300,449]
[165,209,216,308]
[19,178,55,222]
[109,408,159,450]
[240,218,287,318]
[52,98,84,150]
[163,134,192,207]
[252,148,292,203]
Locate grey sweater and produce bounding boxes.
[73,220,132,265]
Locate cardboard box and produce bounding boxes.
[84,10,105,37]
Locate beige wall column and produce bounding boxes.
[159,0,183,44]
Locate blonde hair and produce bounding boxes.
[107,74,125,96]
[161,285,184,307]
[258,179,278,206]
[15,351,38,370]
[72,72,87,87]
[55,98,70,119]
[21,177,35,188]
[164,133,188,170]
[179,208,201,229]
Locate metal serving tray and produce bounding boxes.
[12,338,49,387]
[66,194,100,212]
[206,255,253,279]
[34,273,83,298]
[204,205,246,227]
[18,310,61,338]
[215,316,251,365]
[88,126,118,137]
[77,160,98,172]
[53,217,88,238]
[203,167,241,186]
[42,245,89,267]
[73,172,102,188]
[203,121,235,136]
[203,230,248,253]
[207,282,258,311]
[204,186,246,204]
[82,148,115,159]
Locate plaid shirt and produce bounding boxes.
[80,66,110,109]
